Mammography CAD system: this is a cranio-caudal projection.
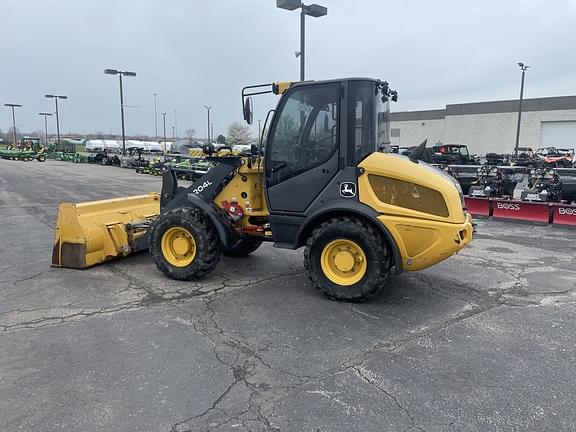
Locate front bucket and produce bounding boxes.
[52,193,160,269]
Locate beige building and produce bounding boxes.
[390,95,576,155]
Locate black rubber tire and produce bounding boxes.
[223,237,263,257]
[304,217,392,302]
[37,154,46,162]
[150,207,221,280]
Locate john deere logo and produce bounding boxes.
[340,182,356,198]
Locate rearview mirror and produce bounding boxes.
[243,97,253,125]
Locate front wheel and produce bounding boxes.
[304,217,392,302]
[150,207,222,280]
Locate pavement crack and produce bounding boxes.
[169,380,239,432]
[354,366,421,431]
[21,206,55,229]
[0,302,144,333]
[0,269,55,285]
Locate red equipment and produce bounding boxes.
[551,203,576,227]
[464,196,491,217]
[490,199,551,224]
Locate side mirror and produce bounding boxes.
[243,97,253,125]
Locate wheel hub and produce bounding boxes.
[320,239,367,286]
[172,236,191,256]
[161,226,197,267]
[333,250,356,272]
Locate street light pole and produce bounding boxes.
[276,0,327,81]
[300,8,305,81]
[154,93,158,138]
[204,105,213,144]
[119,73,126,154]
[44,94,67,146]
[4,103,22,146]
[174,109,178,140]
[514,62,530,158]
[162,112,167,153]
[104,68,136,155]
[39,112,52,146]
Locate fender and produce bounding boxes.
[185,193,235,248]
[296,200,403,275]
[160,160,242,248]
[160,167,179,208]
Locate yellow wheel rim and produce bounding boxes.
[320,239,367,286]
[161,227,197,267]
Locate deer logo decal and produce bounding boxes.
[340,182,356,198]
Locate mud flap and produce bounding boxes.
[52,193,160,269]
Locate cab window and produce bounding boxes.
[266,84,340,185]
[349,81,376,164]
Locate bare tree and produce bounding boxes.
[227,121,252,147]
[185,128,196,139]
[7,127,20,143]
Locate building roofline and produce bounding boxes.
[390,109,446,122]
[391,94,576,122]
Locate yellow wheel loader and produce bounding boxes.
[52,78,473,302]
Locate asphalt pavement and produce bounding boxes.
[1,159,575,432]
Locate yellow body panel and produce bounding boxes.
[376,214,472,271]
[214,157,268,219]
[359,153,466,224]
[272,81,293,95]
[358,153,473,271]
[52,193,160,269]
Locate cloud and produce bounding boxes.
[2,0,575,136]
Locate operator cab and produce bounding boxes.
[242,78,397,246]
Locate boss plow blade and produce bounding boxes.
[52,193,160,269]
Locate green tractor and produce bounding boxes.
[0,137,46,162]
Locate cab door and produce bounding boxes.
[265,83,341,214]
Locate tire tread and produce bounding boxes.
[304,216,392,302]
[150,207,221,281]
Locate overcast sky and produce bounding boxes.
[2,0,575,138]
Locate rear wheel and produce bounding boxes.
[150,207,221,280]
[223,237,263,257]
[304,217,392,302]
[37,154,46,162]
